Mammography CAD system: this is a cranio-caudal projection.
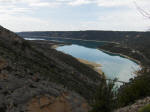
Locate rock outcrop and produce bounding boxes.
[27,92,90,112]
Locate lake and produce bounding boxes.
[24,37,141,83]
[57,44,140,83]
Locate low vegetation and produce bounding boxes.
[90,70,150,112]
[138,104,150,112]
[90,79,117,112]
[117,71,150,107]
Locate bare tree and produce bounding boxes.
[134,0,150,19]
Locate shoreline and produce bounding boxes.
[99,48,142,68]
[51,44,65,49]
[50,43,104,76]
[51,41,141,66]
[29,39,142,68]
[77,58,104,76]
[51,42,142,77]
[52,42,141,76]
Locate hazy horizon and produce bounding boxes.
[17,30,149,33]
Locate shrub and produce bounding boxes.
[90,71,150,112]
[117,73,150,107]
[90,79,117,112]
[138,104,150,112]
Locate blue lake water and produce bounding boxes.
[24,37,141,83]
[57,44,141,82]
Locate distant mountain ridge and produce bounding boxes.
[18,30,150,42]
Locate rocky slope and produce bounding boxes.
[115,97,150,112]
[0,26,102,111]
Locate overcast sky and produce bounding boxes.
[0,0,150,32]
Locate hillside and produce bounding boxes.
[19,31,150,67]
[18,30,150,48]
[19,30,150,112]
[18,30,150,42]
[0,26,103,111]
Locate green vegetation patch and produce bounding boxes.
[90,79,117,112]
[138,104,150,112]
[117,72,150,107]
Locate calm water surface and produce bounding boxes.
[57,44,140,82]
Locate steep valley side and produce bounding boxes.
[0,26,103,112]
